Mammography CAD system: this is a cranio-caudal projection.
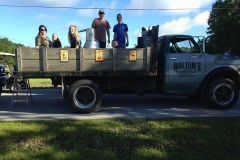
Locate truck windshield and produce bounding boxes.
[169,37,201,53]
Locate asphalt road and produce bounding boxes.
[0,89,240,121]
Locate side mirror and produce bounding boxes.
[202,37,205,53]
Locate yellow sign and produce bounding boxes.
[95,49,103,62]
[60,49,69,62]
[129,50,137,62]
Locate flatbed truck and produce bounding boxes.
[10,26,240,113]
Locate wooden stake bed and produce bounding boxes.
[13,47,156,77]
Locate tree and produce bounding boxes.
[0,37,25,66]
[207,0,240,55]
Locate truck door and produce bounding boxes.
[165,36,206,93]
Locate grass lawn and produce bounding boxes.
[0,117,240,160]
[29,78,52,88]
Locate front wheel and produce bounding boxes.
[204,78,239,109]
[67,79,102,114]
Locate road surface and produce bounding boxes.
[0,89,240,121]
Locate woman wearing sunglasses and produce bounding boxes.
[35,25,51,48]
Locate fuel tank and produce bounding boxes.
[79,28,99,48]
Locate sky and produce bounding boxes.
[0,0,216,48]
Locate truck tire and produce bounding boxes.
[67,79,102,114]
[204,77,239,109]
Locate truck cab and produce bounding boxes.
[158,35,206,94]
[0,52,24,95]
[157,34,240,109]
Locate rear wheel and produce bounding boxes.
[67,79,102,114]
[204,78,239,109]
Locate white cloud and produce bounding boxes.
[160,11,209,35]
[130,11,210,38]
[160,17,191,34]
[132,30,141,38]
[191,11,209,26]
[76,3,96,17]
[66,21,85,28]
[36,14,58,21]
[55,21,86,32]
[77,9,95,17]
[77,0,118,17]
[109,0,118,8]
[0,33,5,36]
[18,0,82,7]
[125,0,215,15]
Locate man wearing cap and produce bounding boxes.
[113,14,129,48]
[91,9,111,48]
[224,47,232,55]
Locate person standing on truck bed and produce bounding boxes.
[51,33,62,48]
[113,14,129,48]
[35,25,51,48]
[224,47,232,55]
[91,9,111,48]
[111,40,120,48]
[68,25,81,48]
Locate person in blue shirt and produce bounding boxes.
[224,47,231,55]
[113,14,129,48]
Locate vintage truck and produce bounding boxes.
[0,53,16,95]
[0,62,8,95]
[0,53,26,93]
[11,25,240,113]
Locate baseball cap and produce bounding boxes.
[99,9,105,14]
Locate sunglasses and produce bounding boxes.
[41,28,46,31]
[117,17,122,18]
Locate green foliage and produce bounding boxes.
[0,55,14,68]
[180,47,191,52]
[0,37,25,66]
[207,0,240,55]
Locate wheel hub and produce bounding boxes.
[213,83,234,105]
[73,86,96,109]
